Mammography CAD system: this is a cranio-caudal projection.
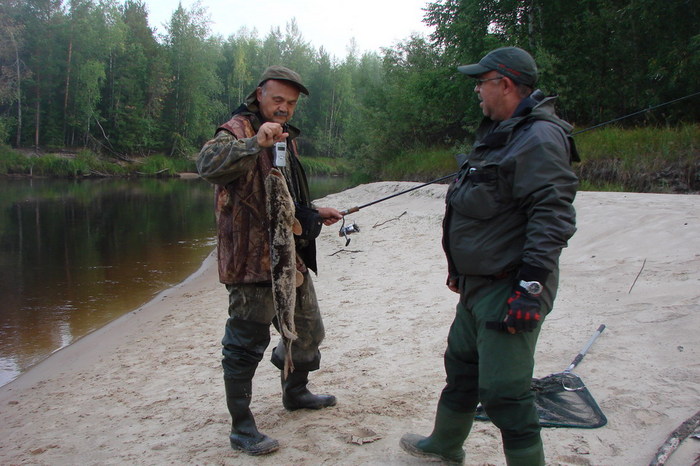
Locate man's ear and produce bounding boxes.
[501,76,517,95]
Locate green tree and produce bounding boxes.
[259,27,284,69]
[279,19,323,156]
[162,2,223,157]
[346,34,468,176]
[423,0,700,125]
[0,8,29,145]
[217,28,260,121]
[104,0,169,156]
[62,0,115,147]
[340,51,386,174]
[72,59,105,145]
[305,48,344,157]
[15,0,66,148]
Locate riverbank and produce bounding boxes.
[1,183,698,465]
[4,124,700,193]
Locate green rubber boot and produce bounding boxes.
[399,404,473,465]
[281,370,337,411]
[504,437,545,466]
[225,379,279,456]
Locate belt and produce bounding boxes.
[487,269,513,280]
[252,281,272,288]
[462,269,514,282]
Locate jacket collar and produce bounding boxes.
[475,90,571,149]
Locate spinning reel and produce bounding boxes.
[338,217,360,246]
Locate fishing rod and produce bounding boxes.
[572,90,700,135]
[337,172,455,244]
[338,91,700,224]
[339,172,456,216]
[336,91,700,243]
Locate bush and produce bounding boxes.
[299,156,351,176]
[31,154,78,177]
[137,154,197,175]
[381,147,457,181]
[575,124,700,192]
[0,145,31,174]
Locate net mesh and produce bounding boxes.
[475,371,607,428]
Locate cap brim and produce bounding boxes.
[295,82,310,96]
[257,78,309,96]
[246,80,309,105]
[457,63,490,77]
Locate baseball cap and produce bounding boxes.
[457,47,538,87]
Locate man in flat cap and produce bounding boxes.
[197,66,342,456]
[400,47,579,465]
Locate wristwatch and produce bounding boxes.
[519,280,543,297]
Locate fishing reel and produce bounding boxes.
[338,217,360,246]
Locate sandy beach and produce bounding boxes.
[1,182,698,465]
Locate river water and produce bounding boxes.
[0,175,354,387]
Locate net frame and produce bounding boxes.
[476,325,607,429]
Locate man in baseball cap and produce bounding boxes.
[400,46,579,466]
[458,46,538,87]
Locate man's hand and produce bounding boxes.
[504,286,541,334]
[316,207,343,226]
[446,275,459,294]
[256,122,288,147]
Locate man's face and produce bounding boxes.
[256,80,300,125]
[474,71,506,121]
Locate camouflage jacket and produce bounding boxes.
[196,108,314,285]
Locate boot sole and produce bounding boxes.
[283,395,337,411]
[230,437,280,456]
[399,434,464,465]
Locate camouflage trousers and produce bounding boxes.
[222,272,325,381]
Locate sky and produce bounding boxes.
[143,0,435,59]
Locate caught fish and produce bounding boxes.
[265,168,303,378]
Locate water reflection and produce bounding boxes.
[0,174,355,387]
[308,175,356,202]
[0,177,216,387]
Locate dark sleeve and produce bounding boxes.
[512,122,578,274]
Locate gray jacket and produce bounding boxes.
[443,91,578,287]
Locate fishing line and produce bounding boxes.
[573,90,700,135]
[336,91,700,240]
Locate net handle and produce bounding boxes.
[565,324,606,372]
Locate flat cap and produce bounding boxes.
[257,65,309,95]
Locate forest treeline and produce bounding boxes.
[0,0,698,179]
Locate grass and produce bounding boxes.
[0,145,30,174]
[574,124,698,161]
[381,147,459,181]
[1,125,699,193]
[574,124,699,192]
[0,146,345,179]
[136,154,196,175]
[299,156,352,176]
[380,125,700,192]
[0,147,195,177]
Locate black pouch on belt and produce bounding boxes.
[294,204,323,240]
